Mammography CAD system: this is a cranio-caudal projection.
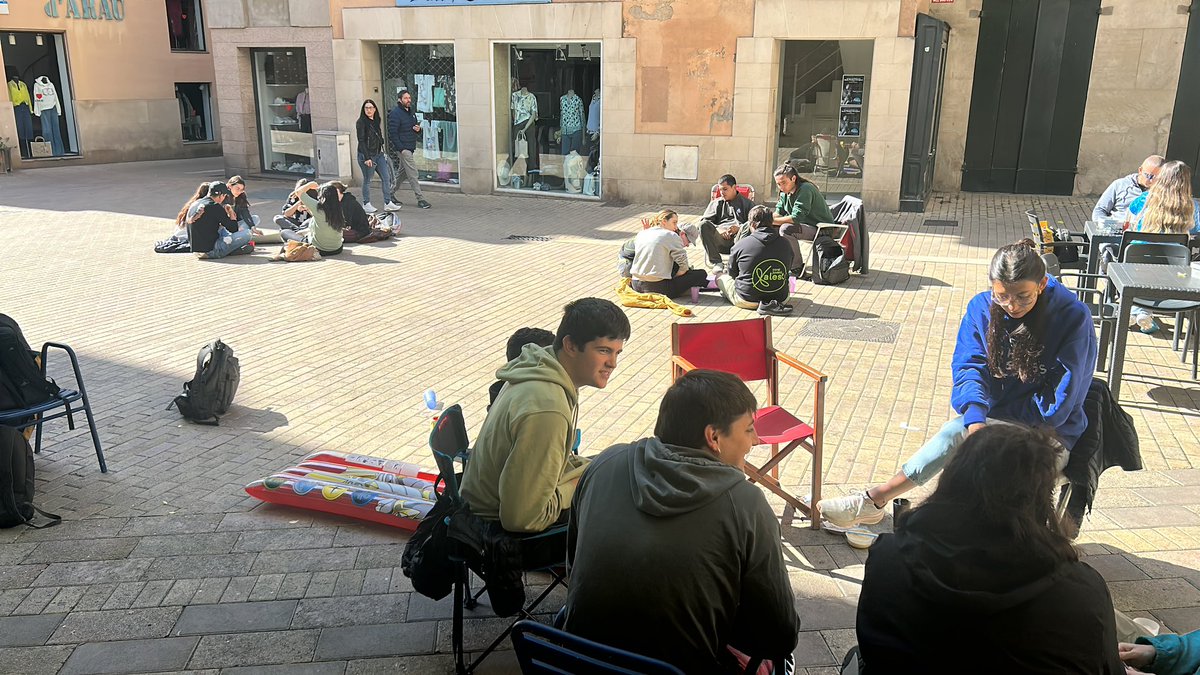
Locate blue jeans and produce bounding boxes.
[358,153,394,205]
[40,107,64,156]
[207,223,253,259]
[902,416,1069,485]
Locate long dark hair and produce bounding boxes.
[773,162,817,188]
[918,425,1077,564]
[359,99,381,129]
[317,182,346,229]
[985,239,1047,383]
[227,175,249,213]
[176,182,212,227]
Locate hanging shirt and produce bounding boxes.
[7,80,31,109]
[560,93,584,135]
[587,93,601,134]
[414,74,435,113]
[511,90,537,126]
[295,90,311,115]
[424,121,441,160]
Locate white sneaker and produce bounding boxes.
[817,492,886,528]
[385,201,402,211]
[362,202,377,214]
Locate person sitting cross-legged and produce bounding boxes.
[460,298,631,570]
[629,209,707,299]
[717,205,795,316]
[563,369,799,675]
[186,182,253,260]
[856,424,1124,674]
[699,174,756,272]
[818,239,1097,527]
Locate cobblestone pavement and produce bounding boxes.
[0,158,1198,674]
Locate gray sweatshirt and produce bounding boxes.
[1092,173,1145,220]
[565,438,800,674]
[630,227,689,281]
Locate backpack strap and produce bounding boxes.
[26,505,61,529]
[196,342,216,376]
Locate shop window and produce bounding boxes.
[494,43,601,197]
[776,40,873,198]
[176,83,213,142]
[2,31,80,159]
[251,48,313,175]
[167,0,205,52]
[380,44,458,185]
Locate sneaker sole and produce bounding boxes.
[818,504,887,529]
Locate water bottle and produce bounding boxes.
[423,389,442,411]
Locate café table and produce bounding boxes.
[1105,262,1200,399]
[1083,220,1124,278]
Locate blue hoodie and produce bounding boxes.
[951,275,1097,447]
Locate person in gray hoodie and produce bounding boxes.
[564,370,800,674]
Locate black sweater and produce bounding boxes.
[728,228,794,303]
[857,503,1124,674]
[186,198,235,253]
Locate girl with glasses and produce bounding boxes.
[819,239,1097,530]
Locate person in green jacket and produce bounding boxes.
[773,162,836,276]
[1123,631,1200,675]
[460,298,631,567]
[280,180,346,256]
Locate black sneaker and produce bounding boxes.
[758,301,791,316]
[417,199,432,209]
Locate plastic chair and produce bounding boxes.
[671,317,827,529]
[710,183,756,201]
[429,405,570,675]
[510,620,685,675]
[1119,241,1200,368]
[0,342,105,472]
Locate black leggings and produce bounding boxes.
[632,269,708,299]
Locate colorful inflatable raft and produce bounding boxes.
[244,451,441,530]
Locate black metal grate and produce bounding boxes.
[380,44,459,183]
[923,219,959,227]
[504,235,552,242]
[795,319,900,344]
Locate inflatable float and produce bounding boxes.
[244,450,441,531]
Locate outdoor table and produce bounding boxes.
[1105,262,1200,399]
[1083,220,1124,280]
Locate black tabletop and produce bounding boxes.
[1108,263,1200,293]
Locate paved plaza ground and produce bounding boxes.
[0,157,1198,674]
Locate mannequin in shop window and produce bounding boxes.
[32,76,64,157]
[510,81,539,182]
[6,67,33,158]
[296,88,311,133]
[560,88,584,156]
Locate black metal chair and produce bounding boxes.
[429,405,569,675]
[1118,242,1200,373]
[0,342,105,472]
[1026,209,1087,271]
[510,620,685,675]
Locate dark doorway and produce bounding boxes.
[961,0,1100,195]
[1167,0,1200,194]
[900,14,949,212]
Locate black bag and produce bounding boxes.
[0,314,60,411]
[168,340,240,426]
[0,426,60,529]
[811,234,851,286]
[401,486,462,601]
[1053,227,1080,264]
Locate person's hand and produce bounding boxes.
[365,158,374,168]
[723,223,739,238]
[966,423,986,436]
[412,124,421,132]
[224,205,237,220]
[640,217,652,229]
[1119,642,1155,669]
[251,228,263,236]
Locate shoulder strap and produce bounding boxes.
[26,505,61,529]
[196,342,216,376]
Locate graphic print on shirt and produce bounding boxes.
[751,258,789,293]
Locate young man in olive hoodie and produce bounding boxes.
[460,298,631,564]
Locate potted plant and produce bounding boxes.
[0,136,11,173]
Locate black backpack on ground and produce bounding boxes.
[811,234,851,286]
[0,425,60,529]
[168,340,240,426]
[0,314,60,412]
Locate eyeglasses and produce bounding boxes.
[1142,171,1158,182]
[991,291,1039,308]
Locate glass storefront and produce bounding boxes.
[251,48,314,176]
[776,40,873,198]
[495,43,601,197]
[380,43,459,185]
[3,31,79,159]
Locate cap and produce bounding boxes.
[679,223,701,247]
[207,183,232,198]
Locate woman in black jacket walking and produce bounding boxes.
[356,99,399,214]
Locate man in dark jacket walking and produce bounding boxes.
[387,89,431,209]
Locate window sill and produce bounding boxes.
[183,139,218,145]
[170,49,209,55]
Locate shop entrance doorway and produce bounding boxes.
[3,31,79,159]
[1167,0,1200,194]
[495,43,601,197]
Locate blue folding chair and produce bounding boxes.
[510,620,685,675]
[429,405,570,675]
[0,341,105,472]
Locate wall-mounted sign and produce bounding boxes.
[0,0,9,16]
[44,0,125,20]
[840,75,864,107]
[396,0,549,6]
